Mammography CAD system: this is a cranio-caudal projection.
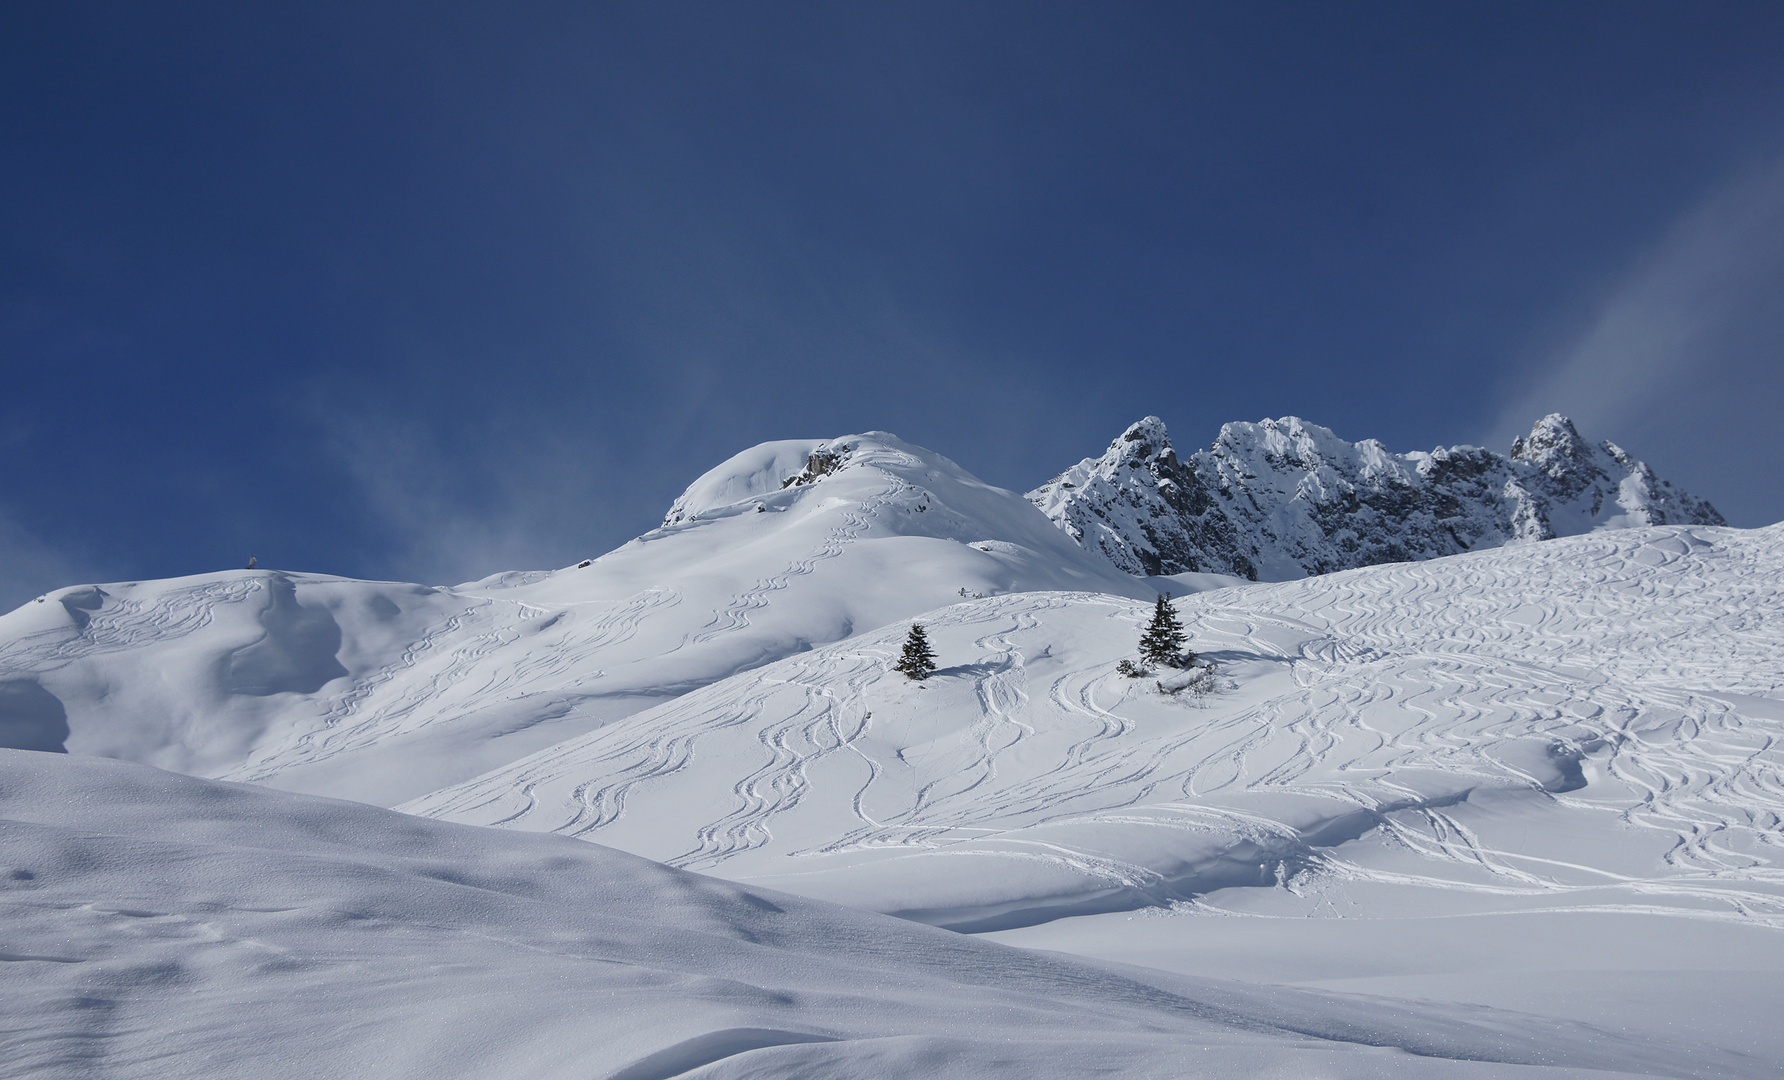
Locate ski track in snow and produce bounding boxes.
[688,470,900,646]
[3,436,1151,808]
[435,460,921,854]
[0,577,264,671]
[409,526,1784,925]
[443,463,918,858]
[225,586,684,782]
[676,655,882,869]
[23,750,1766,1080]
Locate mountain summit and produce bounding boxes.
[1028,414,1725,580]
[0,430,1146,805]
[0,419,1725,804]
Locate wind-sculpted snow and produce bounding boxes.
[8,750,1730,1080]
[1029,414,1727,580]
[408,524,1784,945]
[3,422,1780,1074]
[0,434,1149,806]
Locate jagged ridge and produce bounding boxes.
[1028,414,1726,580]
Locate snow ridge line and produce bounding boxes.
[0,577,263,672]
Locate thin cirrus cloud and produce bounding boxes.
[318,410,611,588]
[0,507,90,614]
[1488,152,1784,524]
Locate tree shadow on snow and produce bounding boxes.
[1191,647,1286,665]
[927,660,1014,680]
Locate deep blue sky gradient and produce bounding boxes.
[4,2,1783,605]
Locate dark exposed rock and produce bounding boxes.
[781,444,852,489]
[1029,415,1726,581]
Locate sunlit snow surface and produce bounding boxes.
[3,428,1783,1076]
[0,433,1147,805]
[2,750,1773,1079]
[408,524,1784,938]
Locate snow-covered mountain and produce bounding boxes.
[407,523,1784,935]
[3,419,1783,1077]
[1028,413,1727,580]
[396,521,1784,1070]
[0,432,1147,805]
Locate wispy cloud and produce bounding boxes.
[307,361,744,586]
[316,411,605,587]
[1489,152,1784,453]
[0,505,89,614]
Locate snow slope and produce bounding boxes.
[2,420,1780,1077]
[1029,414,1726,580]
[407,523,1784,940]
[4,748,1727,1079]
[0,433,1147,806]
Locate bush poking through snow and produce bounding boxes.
[1156,663,1219,698]
[895,623,938,680]
[1116,659,1145,678]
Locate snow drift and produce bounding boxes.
[6,748,1731,1079]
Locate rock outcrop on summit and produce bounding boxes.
[1028,414,1726,580]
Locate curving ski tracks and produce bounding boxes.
[407,525,1784,926]
[225,586,684,783]
[0,577,264,672]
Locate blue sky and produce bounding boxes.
[4,2,1783,606]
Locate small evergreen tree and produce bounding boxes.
[1138,593,1191,669]
[894,623,938,680]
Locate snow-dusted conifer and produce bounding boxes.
[895,623,938,680]
[1138,593,1190,669]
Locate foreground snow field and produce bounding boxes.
[1,749,1769,1079]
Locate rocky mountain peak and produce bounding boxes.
[1030,414,1725,582]
[1028,417,1243,579]
[1501,414,1613,524]
[1117,415,1171,453]
[1511,413,1587,462]
[1509,413,1602,481]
